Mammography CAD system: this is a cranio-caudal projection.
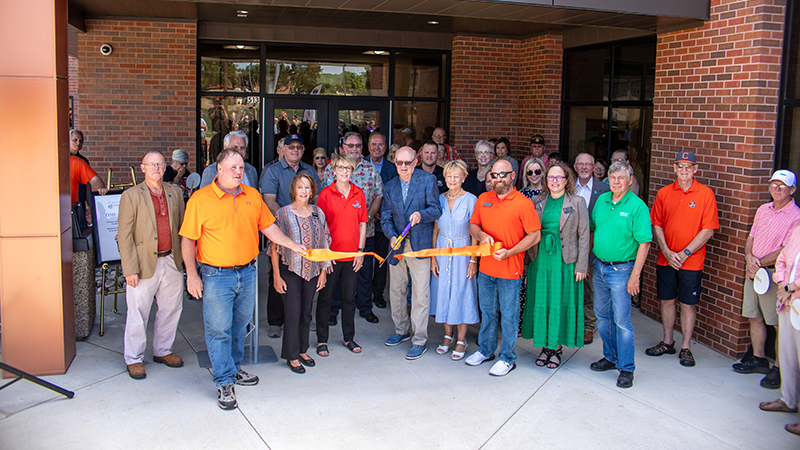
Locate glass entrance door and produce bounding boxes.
[329,99,390,157]
[263,98,328,168]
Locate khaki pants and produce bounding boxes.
[389,241,431,346]
[123,255,184,365]
[779,308,800,409]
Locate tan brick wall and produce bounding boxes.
[75,20,197,185]
[645,0,787,357]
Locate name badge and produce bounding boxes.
[483,202,493,207]
[563,206,574,214]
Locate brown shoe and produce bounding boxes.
[584,330,594,345]
[153,353,184,368]
[127,363,146,380]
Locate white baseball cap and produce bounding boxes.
[769,169,796,187]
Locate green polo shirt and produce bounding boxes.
[591,190,652,262]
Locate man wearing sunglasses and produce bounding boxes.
[574,153,611,345]
[467,160,541,376]
[647,151,719,368]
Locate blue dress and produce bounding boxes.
[431,192,480,325]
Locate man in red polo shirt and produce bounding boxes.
[466,159,541,376]
[647,150,719,367]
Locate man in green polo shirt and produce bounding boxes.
[588,161,652,389]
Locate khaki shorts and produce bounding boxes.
[742,268,779,326]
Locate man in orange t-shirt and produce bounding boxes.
[647,150,719,367]
[180,150,306,411]
[69,155,107,203]
[466,159,541,377]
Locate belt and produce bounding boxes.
[598,258,634,266]
[157,249,172,257]
[201,258,256,271]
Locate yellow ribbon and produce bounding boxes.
[393,242,504,261]
[302,248,385,265]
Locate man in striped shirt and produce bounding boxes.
[734,170,800,390]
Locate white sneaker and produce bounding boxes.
[465,351,495,366]
[489,360,516,376]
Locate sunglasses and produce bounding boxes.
[547,175,565,182]
[489,171,512,179]
[395,159,415,167]
[526,169,542,176]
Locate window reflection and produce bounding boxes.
[395,52,445,98]
[200,96,261,168]
[392,101,446,149]
[264,50,389,96]
[200,45,260,93]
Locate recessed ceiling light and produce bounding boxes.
[427,21,439,25]
[237,10,249,17]
[235,45,245,50]
[362,50,388,55]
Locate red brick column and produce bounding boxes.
[76,20,197,185]
[646,0,787,357]
[518,35,563,162]
[450,36,520,168]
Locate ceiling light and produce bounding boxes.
[362,50,388,56]
[237,10,249,17]
[235,45,245,50]
[427,21,439,25]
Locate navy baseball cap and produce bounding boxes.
[284,134,304,146]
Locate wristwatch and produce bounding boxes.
[358,247,365,252]
[786,285,793,293]
[683,249,692,257]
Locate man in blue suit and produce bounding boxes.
[365,132,397,309]
[381,146,442,359]
[574,152,611,344]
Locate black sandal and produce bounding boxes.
[536,348,551,367]
[547,348,562,369]
[344,341,362,353]
[316,344,329,357]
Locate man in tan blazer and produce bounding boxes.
[118,151,186,379]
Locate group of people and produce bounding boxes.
[76,124,798,435]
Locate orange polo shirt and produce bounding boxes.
[651,179,719,271]
[470,187,540,279]
[180,180,275,267]
[70,155,97,202]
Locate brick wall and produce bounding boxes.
[450,36,521,167]
[75,20,197,185]
[518,35,563,160]
[68,55,78,96]
[646,0,787,357]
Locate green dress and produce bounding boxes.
[521,195,584,348]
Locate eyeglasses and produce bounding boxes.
[547,175,565,182]
[285,144,304,151]
[395,159,415,167]
[675,164,695,170]
[343,143,363,149]
[433,133,446,138]
[526,169,542,176]
[575,162,593,167]
[476,151,493,156]
[335,165,354,172]
[489,171,512,179]
[314,156,327,160]
[144,163,165,168]
[611,158,627,163]
[769,183,791,190]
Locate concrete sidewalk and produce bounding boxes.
[1,284,798,449]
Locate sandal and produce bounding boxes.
[535,348,551,367]
[786,423,800,436]
[343,341,362,354]
[437,335,454,355]
[759,399,798,413]
[451,341,468,361]
[316,344,329,357]
[547,348,562,369]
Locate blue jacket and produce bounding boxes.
[380,169,442,265]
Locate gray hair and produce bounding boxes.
[343,131,363,144]
[574,152,595,165]
[223,130,249,148]
[70,129,84,139]
[474,140,493,154]
[608,161,634,178]
[368,131,385,144]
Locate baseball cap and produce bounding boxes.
[674,151,697,164]
[284,134,304,146]
[530,135,545,146]
[769,169,797,187]
[172,149,189,163]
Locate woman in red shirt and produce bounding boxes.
[315,154,368,355]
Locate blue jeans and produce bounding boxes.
[200,263,256,386]
[477,273,522,365]
[592,259,636,372]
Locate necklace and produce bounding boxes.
[446,189,464,199]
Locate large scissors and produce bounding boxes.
[379,221,413,267]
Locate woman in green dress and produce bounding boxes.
[521,161,590,369]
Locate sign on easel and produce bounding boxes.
[91,192,124,264]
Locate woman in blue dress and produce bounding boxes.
[430,160,480,361]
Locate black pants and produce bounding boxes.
[372,229,390,298]
[317,260,356,343]
[267,258,284,326]
[332,237,376,317]
[278,264,316,361]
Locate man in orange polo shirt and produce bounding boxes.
[647,150,719,367]
[180,149,306,410]
[70,155,107,203]
[466,159,541,376]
